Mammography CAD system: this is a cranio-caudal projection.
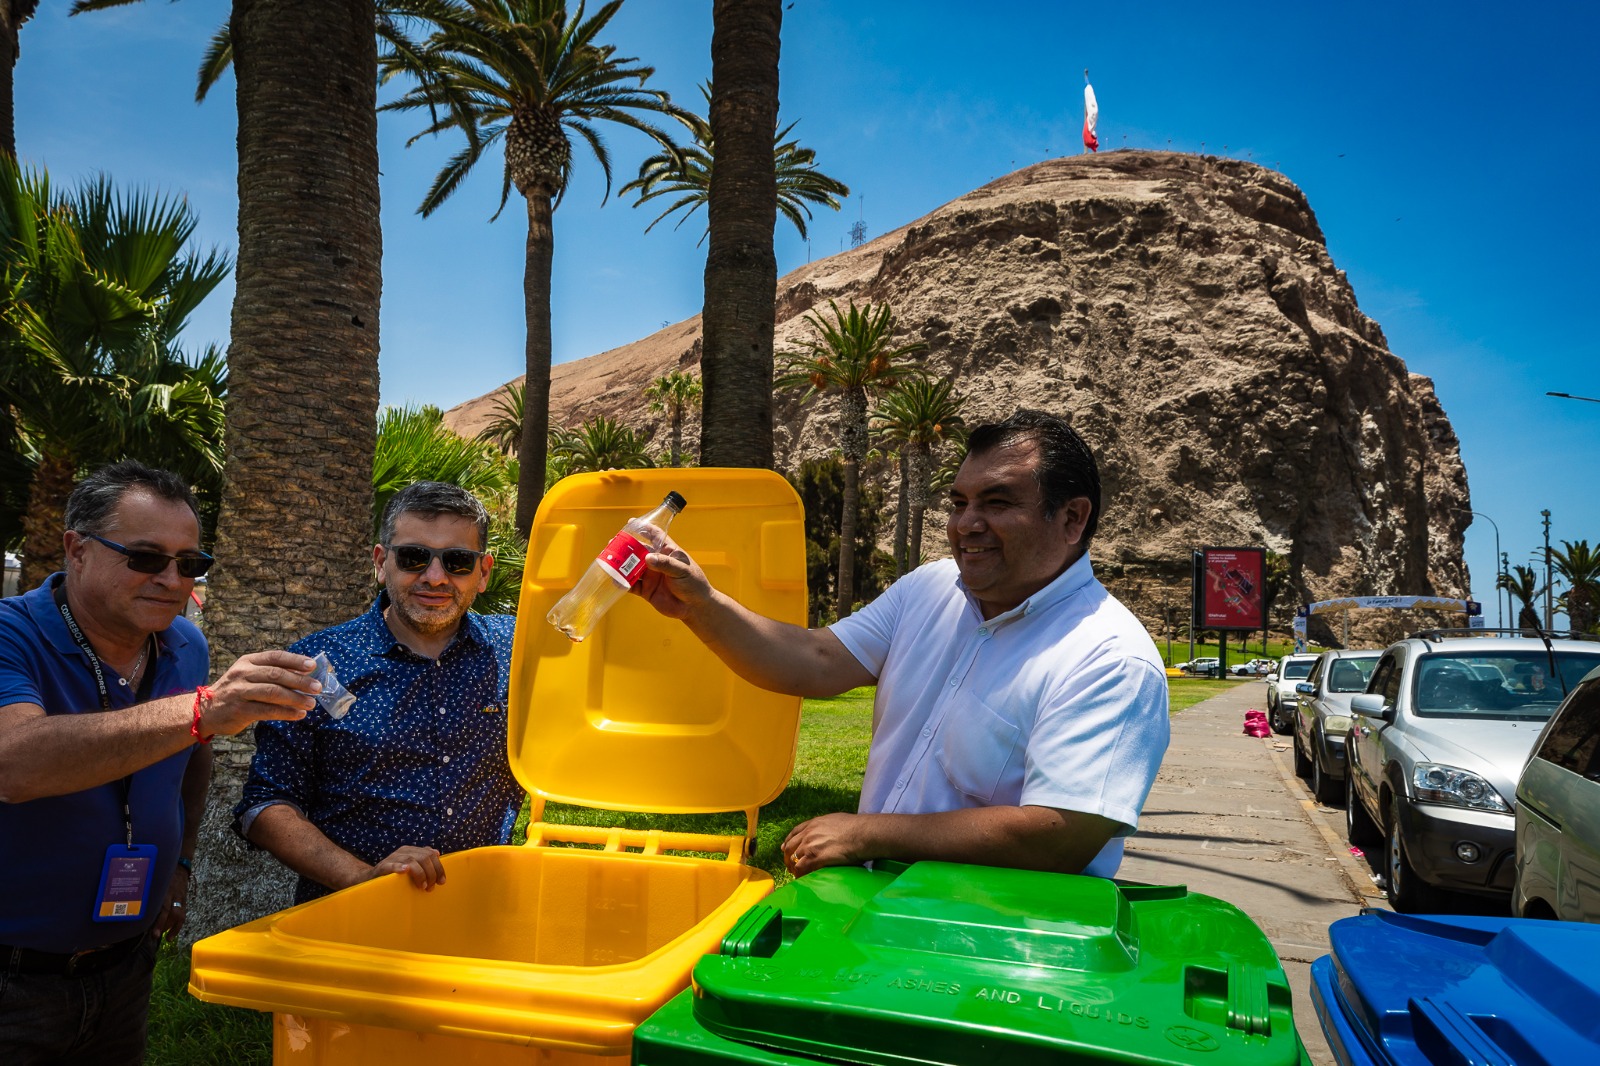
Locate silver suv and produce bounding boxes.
[1345,631,1600,912]
[1266,653,1319,735]
[1292,649,1380,805]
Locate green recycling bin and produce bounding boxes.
[634,862,1312,1066]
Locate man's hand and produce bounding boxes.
[361,845,446,891]
[633,530,713,620]
[782,813,871,877]
[202,651,322,736]
[152,866,191,940]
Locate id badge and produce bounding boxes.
[93,843,157,922]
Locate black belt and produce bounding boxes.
[2,932,148,977]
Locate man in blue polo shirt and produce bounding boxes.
[635,410,1170,880]
[236,482,522,904]
[0,461,323,1064]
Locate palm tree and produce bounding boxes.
[643,370,701,466]
[0,158,231,590]
[475,380,525,456]
[1500,565,1547,635]
[621,83,848,243]
[778,300,926,616]
[549,414,654,474]
[379,0,686,537]
[872,377,965,575]
[1551,539,1600,634]
[699,0,781,469]
[0,2,36,155]
[179,1,385,943]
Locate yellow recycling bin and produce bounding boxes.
[189,469,807,1064]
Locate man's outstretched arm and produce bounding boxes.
[634,534,875,698]
[247,803,447,893]
[779,806,1121,877]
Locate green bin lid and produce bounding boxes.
[684,862,1309,1066]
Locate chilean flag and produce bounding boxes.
[1083,77,1099,152]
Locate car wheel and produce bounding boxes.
[1311,733,1342,805]
[1269,700,1293,736]
[1386,795,1443,913]
[1293,725,1311,777]
[1345,772,1379,847]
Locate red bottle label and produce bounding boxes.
[596,531,651,587]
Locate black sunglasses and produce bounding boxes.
[84,533,214,578]
[387,544,486,576]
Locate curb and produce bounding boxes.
[1263,739,1386,906]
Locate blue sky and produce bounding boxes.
[15,1,1599,623]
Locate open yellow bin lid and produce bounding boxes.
[512,468,806,817]
[188,469,809,1057]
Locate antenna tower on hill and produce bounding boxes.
[849,195,866,248]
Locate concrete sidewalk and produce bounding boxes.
[1119,681,1387,1066]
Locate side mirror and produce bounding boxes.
[1350,693,1393,723]
[1295,682,1315,696]
[1266,673,1278,683]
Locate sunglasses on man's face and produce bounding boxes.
[386,544,486,576]
[84,533,214,578]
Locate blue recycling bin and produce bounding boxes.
[1310,909,1600,1065]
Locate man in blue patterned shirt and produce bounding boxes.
[236,482,523,904]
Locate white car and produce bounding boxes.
[1177,657,1219,676]
[1266,653,1320,735]
[1231,658,1277,676]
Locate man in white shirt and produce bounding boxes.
[635,409,1169,878]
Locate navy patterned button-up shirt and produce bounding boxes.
[235,594,524,903]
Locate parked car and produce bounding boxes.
[1292,649,1381,804]
[1177,657,1219,676]
[1346,632,1600,912]
[1229,657,1277,676]
[1265,653,1319,735]
[1513,664,1600,921]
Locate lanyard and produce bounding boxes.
[51,577,156,846]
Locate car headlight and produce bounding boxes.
[1410,763,1511,813]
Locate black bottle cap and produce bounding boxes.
[665,491,687,512]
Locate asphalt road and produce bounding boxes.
[1119,680,1389,1066]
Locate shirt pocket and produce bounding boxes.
[934,693,1024,805]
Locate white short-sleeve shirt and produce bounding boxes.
[828,553,1170,878]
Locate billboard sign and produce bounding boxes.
[1199,546,1266,631]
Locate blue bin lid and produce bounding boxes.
[1317,910,1600,1065]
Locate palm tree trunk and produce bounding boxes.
[892,450,909,575]
[669,406,683,467]
[836,386,868,618]
[196,0,382,943]
[19,447,72,591]
[907,441,930,571]
[0,2,35,158]
[699,0,780,468]
[838,457,858,619]
[515,191,555,536]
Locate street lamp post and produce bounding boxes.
[1542,510,1554,631]
[1455,508,1503,629]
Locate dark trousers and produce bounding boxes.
[0,932,159,1065]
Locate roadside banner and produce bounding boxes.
[1199,546,1266,631]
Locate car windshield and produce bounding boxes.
[1413,650,1600,720]
[1328,656,1379,693]
[1282,661,1314,680]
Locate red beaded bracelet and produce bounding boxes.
[191,685,214,743]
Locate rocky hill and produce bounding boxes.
[445,151,1471,642]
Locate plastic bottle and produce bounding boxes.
[546,491,686,642]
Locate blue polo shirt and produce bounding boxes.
[0,574,208,952]
[235,594,522,904]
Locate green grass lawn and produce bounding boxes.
[151,678,1233,1061]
